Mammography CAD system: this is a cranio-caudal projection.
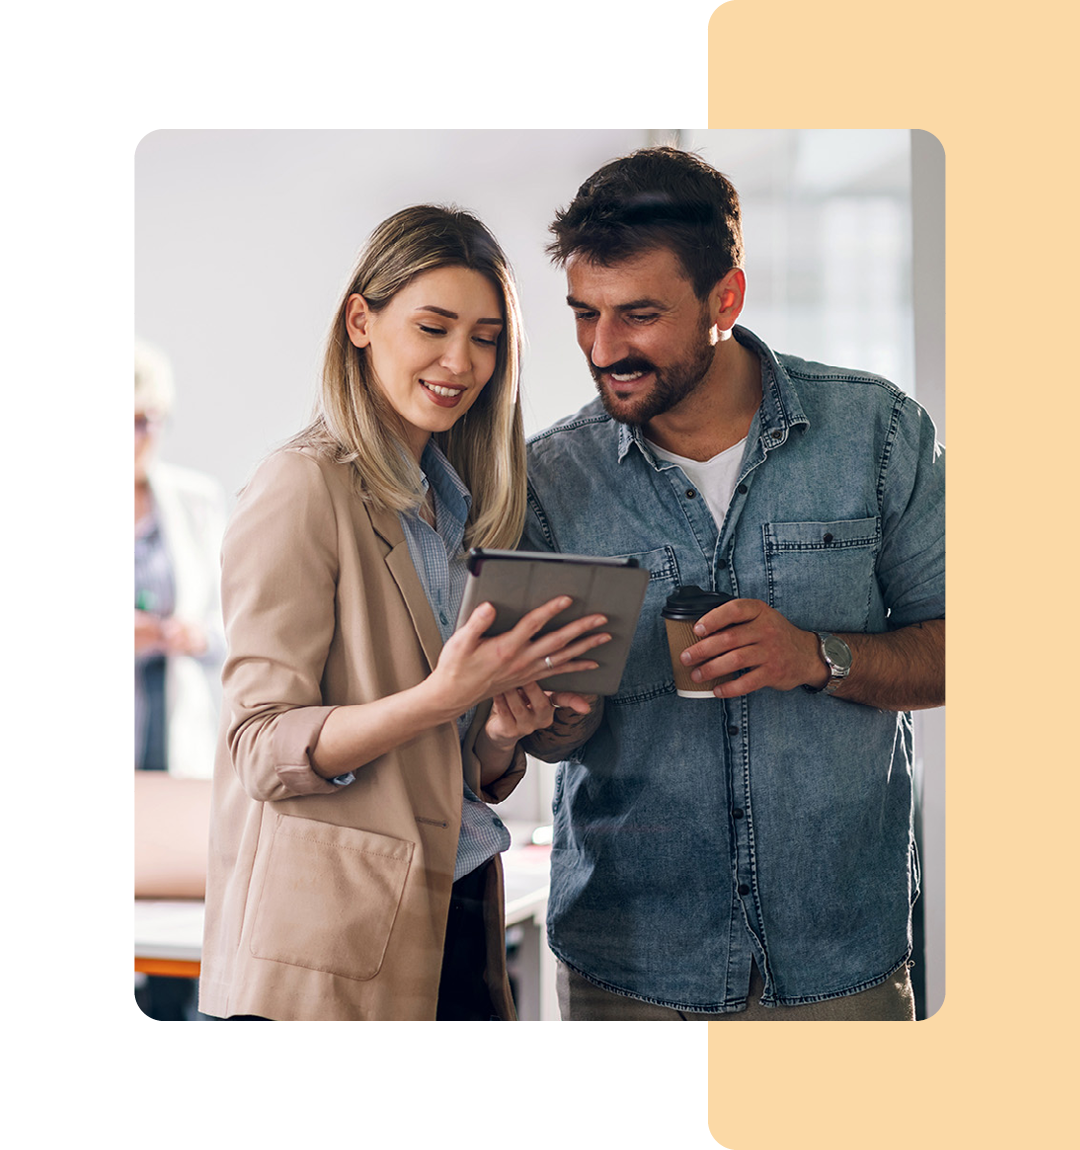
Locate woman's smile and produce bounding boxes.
[420,379,468,404]
[345,265,503,458]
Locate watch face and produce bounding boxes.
[822,635,852,671]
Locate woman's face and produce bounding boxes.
[345,266,504,461]
[134,408,164,481]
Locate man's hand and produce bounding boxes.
[681,599,945,712]
[680,598,824,695]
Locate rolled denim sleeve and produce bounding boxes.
[876,395,945,628]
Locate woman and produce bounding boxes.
[198,206,608,1021]
[134,340,227,1021]
[134,339,226,779]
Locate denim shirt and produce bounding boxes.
[523,326,945,1011]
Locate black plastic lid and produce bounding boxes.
[661,585,734,620]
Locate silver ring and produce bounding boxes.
[544,656,554,670]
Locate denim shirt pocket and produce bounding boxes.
[606,545,680,705]
[763,516,880,633]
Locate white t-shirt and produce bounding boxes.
[646,436,748,530]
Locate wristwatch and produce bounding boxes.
[807,631,852,695]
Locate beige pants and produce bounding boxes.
[556,960,915,1021]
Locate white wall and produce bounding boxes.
[136,128,648,500]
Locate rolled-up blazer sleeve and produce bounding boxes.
[220,450,344,800]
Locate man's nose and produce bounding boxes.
[589,316,627,369]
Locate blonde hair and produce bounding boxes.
[291,205,526,551]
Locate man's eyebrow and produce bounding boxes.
[417,305,503,325]
[565,295,667,311]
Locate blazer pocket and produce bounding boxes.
[249,813,414,982]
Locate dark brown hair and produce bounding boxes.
[547,146,744,299]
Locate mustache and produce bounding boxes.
[591,356,657,376]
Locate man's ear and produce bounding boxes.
[344,293,373,348]
[708,268,746,332]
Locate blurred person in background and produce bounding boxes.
[134,339,227,1020]
[134,339,226,777]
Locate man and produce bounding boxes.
[524,147,945,1020]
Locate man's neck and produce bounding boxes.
[645,334,762,462]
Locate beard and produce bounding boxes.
[589,315,716,426]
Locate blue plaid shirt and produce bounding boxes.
[399,442,512,880]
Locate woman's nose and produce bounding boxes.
[440,336,472,376]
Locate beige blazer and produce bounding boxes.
[198,447,525,1021]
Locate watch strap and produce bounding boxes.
[805,631,852,694]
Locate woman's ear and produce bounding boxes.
[345,293,372,348]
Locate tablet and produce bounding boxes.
[455,548,650,695]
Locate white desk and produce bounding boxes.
[500,841,557,1021]
[134,837,556,1020]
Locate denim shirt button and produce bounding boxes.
[738,883,750,896]
[727,725,739,735]
[737,483,748,495]
[732,808,744,819]
[685,488,697,499]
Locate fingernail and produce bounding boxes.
[694,623,706,636]
[680,651,692,665]
[691,669,702,682]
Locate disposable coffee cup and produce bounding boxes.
[662,585,736,698]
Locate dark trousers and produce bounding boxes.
[436,865,497,1021]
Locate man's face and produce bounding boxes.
[566,246,716,426]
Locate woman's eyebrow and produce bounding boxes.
[416,305,503,326]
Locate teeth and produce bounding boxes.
[610,371,645,383]
[423,382,462,398]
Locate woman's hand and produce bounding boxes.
[473,682,557,784]
[313,598,610,784]
[482,683,558,752]
[135,609,164,655]
[475,686,603,786]
[134,611,208,658]
[424,596,611,721]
